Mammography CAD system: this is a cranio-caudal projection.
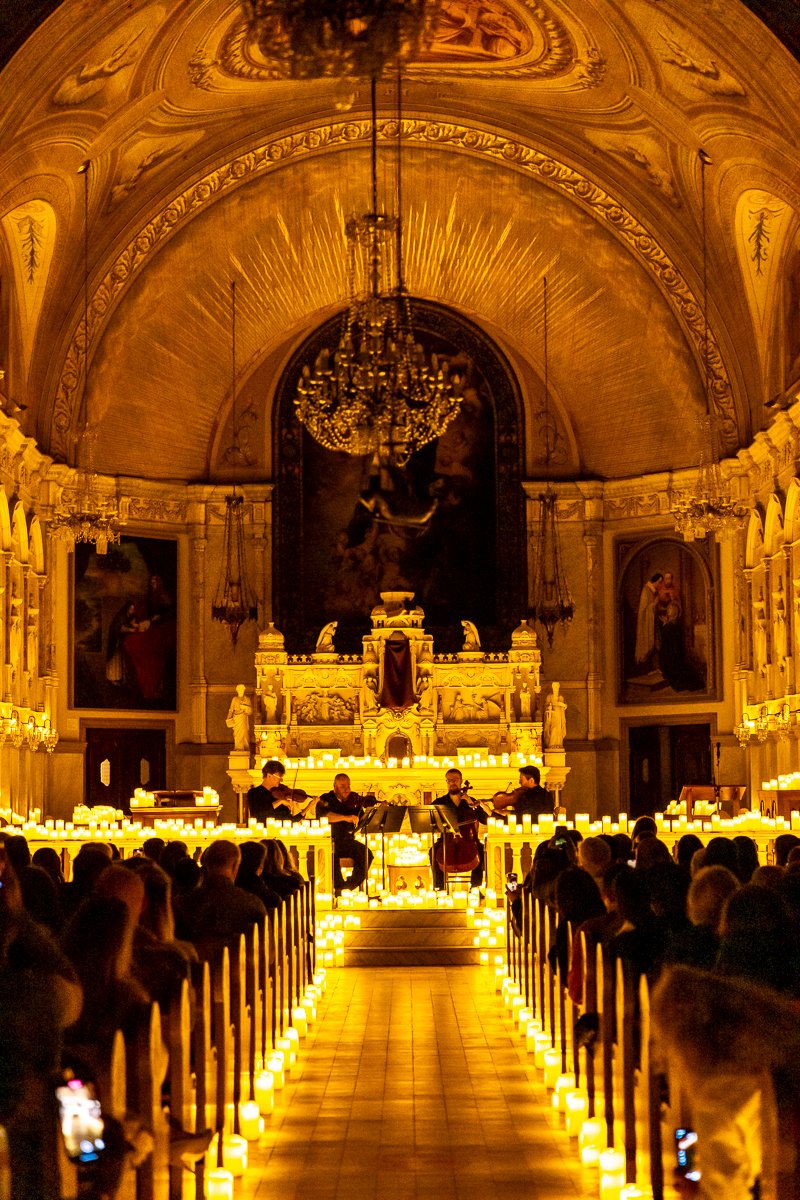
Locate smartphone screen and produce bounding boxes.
[506,872,518,891]
[675,1128,700,1182]
[56,1078,105,1163]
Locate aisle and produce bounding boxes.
[251,967,588,1200]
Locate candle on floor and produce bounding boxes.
[255,1070,274,1114]
[533,1033,551,1068]
[525,1019,542,1051]
[579,1118,604,1165]
[552,1073,576,1111]
[543,1048,561,1089]
[239,1100,261,1141]
[267,1052,285,1088]
[206,1169,234,1200]
[620,1187,654,1199]
[565,1090,588,1136]
[277,1036,296,1069]
[292,1007,308,1037]
[599,1148,626,1200]
[223,1133,248,1176]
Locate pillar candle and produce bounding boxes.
[599,1149,626,1200]
[239,1101,261,1141]
[206,1169,234,1200]
[533,1033,551,1068]
[552,1073,576,1111]
[579,1118,604,1165]
[277,1036,296,1068]
[543,1048,561,1089]
[620,1187,654,1199]
[565,1090,588,1136]
[292,1007,309,1036]
[267,1052,285,1088]
[525,1020,542,1051]
[255,1070,274,1114]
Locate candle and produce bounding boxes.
[599,1148,626,1200]
[206,1169,234,1200]
[579,1118,604,1164]
[255,1070,274,1114]
[525,1020,542,1051]
[552,1073,576,1112]
[565,1090,588,1136]
[292,1007,308,1037]
[267,1052,285,1088]
[239,1100,261,1141]
[284,1027,300,1059]
[543,1048,561,1089]
[620,1187,653,1199]
[510,995,525,1019]
[533,1033,551,1068]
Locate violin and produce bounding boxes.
[490,782,526,812]
[269,783,317,816]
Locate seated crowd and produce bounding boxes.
[0,831,304,1200]
[514,819,800,1199]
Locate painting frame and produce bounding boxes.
[616,534,719,706]
[72,535,178,711]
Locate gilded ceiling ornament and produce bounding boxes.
[219,0,579,81]
[52,28,144,105]
[109,143,192,208]
[15,215,44,284]
[50,117,738,458]
[658,28,745,98]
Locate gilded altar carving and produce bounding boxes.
[51,121,737,458]
[254,593,543,761]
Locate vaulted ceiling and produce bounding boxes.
[1,0,799,483]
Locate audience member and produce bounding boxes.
[3,834,31,874]
[786,844,800,872]
[703,836,740,875]
[578,836,611,881]
[172,856,202,897]
[174,839,266,950]
[716,884,800,996]
[551,867,605,976]
[674,833,704,874]
[32,845,65,887]
[666,865,739,969]
[61,842,113,918]
[18,862,63,932]
[773,833,800,867]
[611,832,632,864]
[732,835,760,883]
[261,839,304,897]
[236,842,281,910]
[159,840,190,879]
[124,858,198,1010]
[608,867,662,978]
[631,815,657,848]
[634,836,672,870]
[751,864,785,891]
[0,848,82,1200]
[142,836,166,863]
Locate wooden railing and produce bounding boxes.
[52,882,317,1200]
[504,889,793,1200]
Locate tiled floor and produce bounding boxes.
[248,967,590,1200]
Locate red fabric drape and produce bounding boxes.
[380,636,415,710]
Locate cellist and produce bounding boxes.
[430,767,487,889]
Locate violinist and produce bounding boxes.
[318,773,375,895]
[246,760,317,824]
[430,768,487,889]
[491,765,553,821]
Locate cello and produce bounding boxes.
[434,780,482,874]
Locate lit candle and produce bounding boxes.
[533,1033,551,1068]
[543,1048,561,1089]
[284,1027,300,1060]
[255,1070,274,1114]
[292,1007,308,1037]
[565,1090,588,1136]
[552,1073,576,1112]
[579,1118,604,1165]
[239,1101,261,1141]
[599,1148,626,1200]
[620,1187,654,1199]
[525,1020,542,1051]
[206,1169,234,1200]
[267,1052,285,1088]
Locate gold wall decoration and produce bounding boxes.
[254,593,543,762]
[49,119,739,460]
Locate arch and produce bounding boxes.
[10,501,28,564]
[785,478,800,545]
[745,509,766,569]
[763,492,785,556]
[273,301,525,655]
[28,516,45,575]
[0,489,11,553]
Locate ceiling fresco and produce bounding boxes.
[0,0,798,483]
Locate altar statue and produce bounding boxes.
[226,683,252,751]
[315,620,337,654]
[518,680,532,721]
[263,684,279,723]
[461,619,481,651]
[543,681,567,749]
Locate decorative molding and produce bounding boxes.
[50,117,737,457]
[658,27,745,98]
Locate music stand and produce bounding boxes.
[360,803,459,893]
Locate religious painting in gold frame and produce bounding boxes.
[617,535,718,705]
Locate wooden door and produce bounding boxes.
[628,725,663,817]
[85,727,167,812]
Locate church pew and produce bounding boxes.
[164,978,192,1200]
[127,1004,169,1200]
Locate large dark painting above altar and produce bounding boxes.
[275,303,525,653]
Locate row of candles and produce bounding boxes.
[130,786,220,808]
[204,968,328,1198]
[267,750,542,772]
[492,958,652,1200]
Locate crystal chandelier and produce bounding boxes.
[50,160,122,556]
[240,0,436,79]
[294,75,463,469]
[530,278,574,648]
[672,150,747,542]
[211,282,259,647]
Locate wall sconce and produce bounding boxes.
[776,702,792,741]
[41,719,59,753]
[735,719,753,747]
[25,714,40,752]
[755,706,770,743]
[8,710,24,749]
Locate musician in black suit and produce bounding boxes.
[318,773,374,894]
[430,768,487,890]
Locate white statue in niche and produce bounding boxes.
[315,620,337,654]
[263,684,279,724]
[773,581,788,671]
[543,681,567,749]
[461,619,481,651]
[518,680,532,722]
[226,683,252,751]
